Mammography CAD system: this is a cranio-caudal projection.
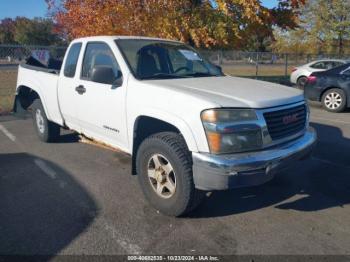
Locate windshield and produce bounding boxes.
[115,39,223,80]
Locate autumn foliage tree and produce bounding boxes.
[47,0,304,50]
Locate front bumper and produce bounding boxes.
[192,127,317,190]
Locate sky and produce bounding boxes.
[0,0,279,19]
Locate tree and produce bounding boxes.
[0,18,16,44]
[47,0,304,50]
[0,17,65,46]
[14,17,63,46]
[313,0,350,55]
[273,0,350,55]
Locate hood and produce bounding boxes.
[146,76,304,108]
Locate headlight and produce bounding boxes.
[201,109,262,154]
[201,109,257,123]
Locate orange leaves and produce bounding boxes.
[48,0,305,49]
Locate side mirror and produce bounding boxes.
[112,70,123,88]
[91,66,122,85]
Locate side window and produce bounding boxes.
[332,61,343,68]
[81,42,121,83]
[325,61,334,70]
[310,62,326,69]
[64,43,82,78]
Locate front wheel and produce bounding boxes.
[31,99,60,142]
[321,88,347,113]
[136,132,205,216]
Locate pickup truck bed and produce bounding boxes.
[17,61,63,126]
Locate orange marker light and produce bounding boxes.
[206,132,222,153]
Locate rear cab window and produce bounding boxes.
[63,43,82,78]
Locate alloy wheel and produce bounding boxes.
[147,154,176,199]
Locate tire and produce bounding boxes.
[31,99,60,142]
[136,132,205,216]
[297,76,308,89]
[321,88,347,113]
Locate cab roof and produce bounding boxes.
[72,35,182,44]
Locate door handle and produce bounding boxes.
[75,85,86,94]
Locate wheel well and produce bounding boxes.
[14,86,40,112]
[131,116,181,175]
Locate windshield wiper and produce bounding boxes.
[140,73,186,80]
[183,72,219,78]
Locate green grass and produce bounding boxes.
[222,64,292,76]
[222,64,292,85]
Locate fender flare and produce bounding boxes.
[130,110,200,153]
[16,83,51,120]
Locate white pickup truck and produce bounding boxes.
[15,36,317,216]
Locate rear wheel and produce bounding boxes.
[297,76,308,89]
[136,132,205,216]
[31,99,60,142]
[321,88,347,113]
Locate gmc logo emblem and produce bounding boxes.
[283,114,298,125]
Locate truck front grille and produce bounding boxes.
[264,104,307,141]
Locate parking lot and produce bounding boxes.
[0,104,350,256]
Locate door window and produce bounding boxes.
[332,61,344,68]
[310,62,328,69]
[81,42,121,83]
[311,61,343,70]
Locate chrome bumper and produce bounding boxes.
[192,127,317,190]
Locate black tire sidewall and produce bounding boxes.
[32,100,50,142]
[297,76,307,89]
[136,134,194,216]
[322,89,347,113]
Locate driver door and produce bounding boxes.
[75,42,128,150]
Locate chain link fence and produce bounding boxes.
[0,45,66,114]
[200,50,350,82]
[1,44,349,114]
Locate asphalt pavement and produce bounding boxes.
[0,105,350,256]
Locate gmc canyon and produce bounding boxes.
[15,36,317,216]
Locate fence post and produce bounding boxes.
[255,52,259,79]
[218,50,223,65]
[307,54,311,63]
[284,53,288,77]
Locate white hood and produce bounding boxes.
[146,76,304,108]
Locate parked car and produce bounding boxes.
[290,59,347,89]
[15,36,317,216]
[305,63,350,113]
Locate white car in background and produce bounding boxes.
[290,59,347,88]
